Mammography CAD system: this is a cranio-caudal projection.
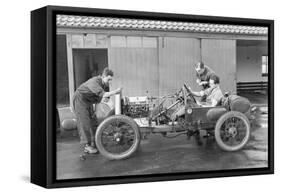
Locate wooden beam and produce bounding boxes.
[57,27,268,41]
[66,34,75,110]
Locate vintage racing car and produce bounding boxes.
[86,84,256,160]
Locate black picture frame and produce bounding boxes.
[31,5,274,188]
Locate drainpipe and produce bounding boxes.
[115,92,122,115]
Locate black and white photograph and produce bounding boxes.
[55,12,270,180]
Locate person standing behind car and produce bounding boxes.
[195,61,215,101]
[72,67,122,154]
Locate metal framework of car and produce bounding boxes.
[80,83,255,160]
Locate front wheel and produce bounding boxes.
[215,111,250,151]
[95,115,141,160]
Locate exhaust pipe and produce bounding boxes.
[115,93,121,115]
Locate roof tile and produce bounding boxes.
[56,15,268,35]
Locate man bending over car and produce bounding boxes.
[72,68,122,154]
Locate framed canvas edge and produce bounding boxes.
[31,5,274,188]
[31,6,48,188]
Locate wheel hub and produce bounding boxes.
[113,132,123,143]
[228,126,237,137]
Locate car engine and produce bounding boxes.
[122,96,150,118]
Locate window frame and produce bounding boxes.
[262,55,268,77]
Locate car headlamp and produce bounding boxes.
[187,108,193,114]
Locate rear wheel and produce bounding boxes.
[215,111,250,151]
[95,115,141,160]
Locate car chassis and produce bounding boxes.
[81,84,254,160]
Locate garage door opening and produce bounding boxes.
[73,49,108,90]
[236,40,268,95]
[236,40,268,104]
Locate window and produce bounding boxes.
[84,34,96,48]
[110,36,158,48]
[71,34,84,48]
[143,37,157,48]
[127,36,142,47]
[110,36,126,47]
[96,34,107,47]
[262,55,268,76]
[83,34,108,48]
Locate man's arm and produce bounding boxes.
[87,78,122,99]
[199,81,209,86]
[103,87,122,98]
[196,79,208,86]
[211,99,219,107]
[191,91,204,97]
[189,87,205,97]
[189,85,212,97]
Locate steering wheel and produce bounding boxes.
[183,83,197,104]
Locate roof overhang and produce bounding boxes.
[57,15,268,36]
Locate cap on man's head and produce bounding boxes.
[195,61,205,69]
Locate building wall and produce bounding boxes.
[201,39,237,93]
[236,45,268,82]
[109,36,237,96]
[109,47,159,96]
[159,37,201,95]
[59,33,268,107]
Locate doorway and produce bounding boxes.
[236,40,268,99]
[72,49,108,89]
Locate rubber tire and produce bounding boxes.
[215,111,250,151]
[95,115,141,160]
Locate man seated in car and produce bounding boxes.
[189,74,223,107]
[171,74,223,121]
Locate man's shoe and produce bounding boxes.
[84,144,98,154]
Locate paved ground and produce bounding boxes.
[56,108,268,180]
[56,91,268,180]
[239,90,268,105]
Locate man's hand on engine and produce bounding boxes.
[115,87,123,94]
[102,97,110,103]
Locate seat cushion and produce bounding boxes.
[229,95,251,113]
[207,107,228,122]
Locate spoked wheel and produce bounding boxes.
[215,111,250,151]
[95,115,141,160]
